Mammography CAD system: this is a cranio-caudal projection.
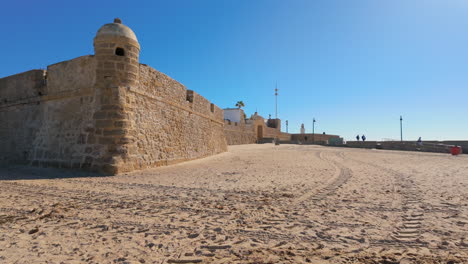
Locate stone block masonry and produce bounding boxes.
[3,18,347,174]
[0,19,227,174]
[290,133,341,144]
[223,111,288,145]
[345,140,465,154]
[224,120,257,145]
[0,56,97,168]
[120,65,227,172]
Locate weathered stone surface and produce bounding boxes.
[223,111,286,145]
[120,65,227,171]
[0,19,228,174]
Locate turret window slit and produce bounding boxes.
[115,47,125,56]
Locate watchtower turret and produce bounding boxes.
[91,18,140,174]
[94,18,140,87]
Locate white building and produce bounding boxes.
[224,108,244,123]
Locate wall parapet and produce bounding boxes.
[0,69,46,105]
[127,87,224,126]
[344,141,462,154]
[131,64,224,125]
[1,56,97,110]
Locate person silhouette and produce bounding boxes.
[356,135,360,141]
[362,135,366,142]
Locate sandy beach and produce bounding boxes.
[1,144,467,263]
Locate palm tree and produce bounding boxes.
[235,101,245,109]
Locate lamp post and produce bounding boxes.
[286,120,288,133]
[312,118,316,143]
[400,115,403,142]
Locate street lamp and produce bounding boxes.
[286,120,288,133]
[312,118,316,143]
[400,115,403,142]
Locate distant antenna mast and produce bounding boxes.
[275,82,279,119]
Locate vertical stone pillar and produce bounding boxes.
[91,18,140,174]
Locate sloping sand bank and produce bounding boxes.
[1,144,467,263]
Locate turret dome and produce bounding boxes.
[95,18,138,42]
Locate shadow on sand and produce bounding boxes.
[0,165,108,181]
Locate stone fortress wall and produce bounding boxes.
[0,56,98,169]
[0,19,227,174]
[0,70,45,164]
[223,109,288,145]
[224,119,257,145]
[345,140,466,154]
[0,18,345,174]
[222,110,333,145]
[290,133,341,144]
[121,65,227,172]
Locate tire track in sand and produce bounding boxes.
[294,150,352,206]
[346,158,428,248]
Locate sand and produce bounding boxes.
[0,144,467,264]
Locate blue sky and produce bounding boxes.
[1,0,467,140]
